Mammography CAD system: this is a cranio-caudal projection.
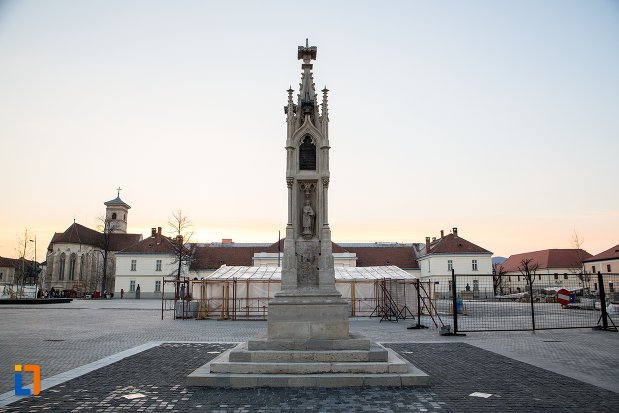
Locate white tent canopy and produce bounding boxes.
[202,265,417,281]
[190,265,419,319]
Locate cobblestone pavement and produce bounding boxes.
[1,300,618,410]
[2,342,619,412]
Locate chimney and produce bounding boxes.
[440,230,444,238]
[453,227,458,237]
[156,227,162,243]
[432,237,436,242]
[222,238,233,244]
[425,237,431,252]
[151,228,156,237]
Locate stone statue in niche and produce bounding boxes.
[301,199,315,238]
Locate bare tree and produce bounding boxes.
[569,230,591,290]
[518,258,539,301]
[15,228,34,297]
[168,210,194,299]
[96,215,115,295]
[492,263,507,295]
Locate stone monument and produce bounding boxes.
[267,39,349,341]
[188,41,428,387]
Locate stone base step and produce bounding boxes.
[211,346,408,374]
[229,342,388,363]
[247,334,370,351]
[188,363,428,388]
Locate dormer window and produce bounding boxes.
[299,136,316,170]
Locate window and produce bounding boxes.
[508,276,511,282]
[112,212,117,219]
[130,280,136,292]
[554,273,559,280]
[155,280,161,292]
[447,260,453,271]
[156,260,162,271]
[473,279,479,291]
[68,254,76,281]
[594,283,598,291]
[131,260,137,271]
[592,266,596,273]
[59,253,66,280]
[472,260,478,271]
[607,264,612,272]
[0,272,3,280]
[610,282,615,293]
[428,261,431,273]
[517,276,520,282]
[538,275,541,280]
[563,274,568,280]
[299,136,316,170]
[79,256,84,280]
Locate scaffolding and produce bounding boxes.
[161,266,440,321]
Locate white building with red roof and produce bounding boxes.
[583,244,619,295]
[114,227,188,299]
[498,248,592,293]
[417,227,493,297]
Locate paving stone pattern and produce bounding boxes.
[0,343,445,413]
[388,342,619,412]
[3,342,619,412]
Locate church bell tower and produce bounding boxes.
[104,188,130,234]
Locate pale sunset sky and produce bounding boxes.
[0,0,617,261]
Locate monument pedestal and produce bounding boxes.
[187,334,429,387]
[267,290,349,340]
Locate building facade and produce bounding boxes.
[115,227,186,299]
[583,244,619,295]
[417,228,493,298]
[44,194,142,295]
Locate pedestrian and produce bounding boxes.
[120,288,124,299]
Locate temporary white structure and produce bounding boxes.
[190,265,419,319]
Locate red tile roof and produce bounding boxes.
[190,241,281,270]
[423,233,491,255]
[339,245,419,269]
[46,222,142,252]
[190,240,419,270]
[584,244,619,263]
[0,256,39,268]
[109,233,143,251]
[118,234,178,254]
[500,249,592,272]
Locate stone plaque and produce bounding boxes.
[296,240,319,288]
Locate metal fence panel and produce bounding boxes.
[428,273,615,333]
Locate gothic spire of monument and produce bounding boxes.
[295,39,321,127]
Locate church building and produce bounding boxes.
[45,192,142,296]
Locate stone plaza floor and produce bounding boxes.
[1,299,618,412]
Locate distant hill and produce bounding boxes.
[492,256,507,265]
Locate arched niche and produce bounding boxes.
[299,136,316,170]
